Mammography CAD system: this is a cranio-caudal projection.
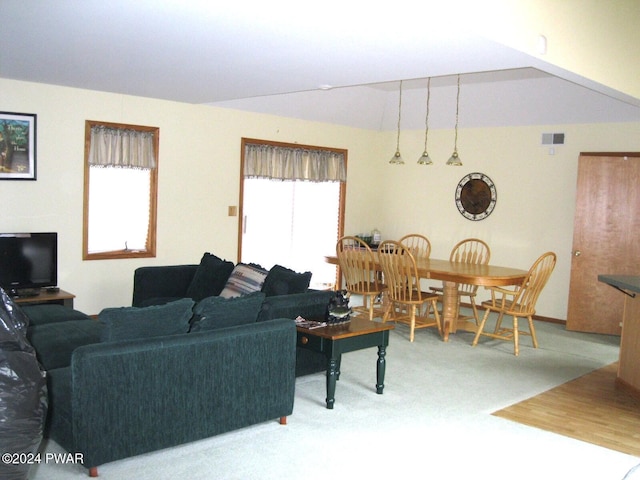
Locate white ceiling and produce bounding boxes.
[1,1,639,131]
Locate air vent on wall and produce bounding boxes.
[541,133,565,145]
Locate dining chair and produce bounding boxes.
[398,234,431,260]
[377,240,441,342]
[336,236,385,321]
[472,251,557,356]
[431,238,491,326]
[398,234,433,314]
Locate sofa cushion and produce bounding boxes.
[219,263,268,298]
[190,291,265,332]
[186,253,235,301]
[135,296,184,307]
[99,298,195,342]
[261,264,312,297]
[27,319,103,370]
[21,304,91,326]
[257,289,336,323]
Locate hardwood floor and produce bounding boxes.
[493,363,640,456]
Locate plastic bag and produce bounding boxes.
[0,288,48,480]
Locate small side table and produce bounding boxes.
[296,317,394,409]
[13,289,75,309]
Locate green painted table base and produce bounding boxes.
[296,317,393,409]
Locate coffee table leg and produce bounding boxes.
[376,345,386,394]
[326,356,338,409]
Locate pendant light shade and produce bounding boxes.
[417,77,433,165]
[446,74,463,166]
[417,151,432,165]
[389,80,404,165]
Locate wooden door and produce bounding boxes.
[567,153,640,334]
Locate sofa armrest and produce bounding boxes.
[132,265,198,306]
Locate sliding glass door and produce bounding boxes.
[238,138,346,289]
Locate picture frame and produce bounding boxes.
[0,112,37,180]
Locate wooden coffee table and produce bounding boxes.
[296,316,394,409]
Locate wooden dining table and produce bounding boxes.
[325,254,528,341]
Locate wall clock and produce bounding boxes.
[455,172,497,221]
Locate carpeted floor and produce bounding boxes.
[29,314,640,480]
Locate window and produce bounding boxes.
[239,138,346,288]
[83,121,158,260]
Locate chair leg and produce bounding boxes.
[513,316,519,356]
[409,305,416,342]
[382,301,392,323]
[470,299,480,325]
[368,294,375,320]
[431,299,442,336]
[472,308,491,347]
[493,311,506,334]
[528,315,538,349]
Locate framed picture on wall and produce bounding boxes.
[0,111,37,180]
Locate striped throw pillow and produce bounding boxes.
[219,263,268,298]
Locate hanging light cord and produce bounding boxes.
[396,80,403,151]
[423,77,431,151]
[453,74,460,151]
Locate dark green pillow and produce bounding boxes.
[99,298,195,342]
[262,264,312,297]
[190,291,265,332]
[186,253,235,301]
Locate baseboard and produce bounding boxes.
[458,301,566,325]
[533,314,565,325]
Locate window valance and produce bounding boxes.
[244,143,346,182]
[88,125,156,169]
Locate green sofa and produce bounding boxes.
[131,258,334,376]
[21,256,336,475]
[25,305,296,477]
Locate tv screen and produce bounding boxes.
[0,233,58,295]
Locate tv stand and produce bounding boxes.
[10,287,41,298]
[13,289,75,308]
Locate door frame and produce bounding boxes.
[567,151,640,334]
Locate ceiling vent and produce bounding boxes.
[541,133,565,145]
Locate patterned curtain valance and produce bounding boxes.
[244,143,346,182]
[89,125,156,169]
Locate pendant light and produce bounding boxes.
[446,74,463,166]
[417,77,433,165]
[389,80,404,165]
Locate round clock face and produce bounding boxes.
[455,172,497,221]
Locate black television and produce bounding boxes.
[0,233,58,296]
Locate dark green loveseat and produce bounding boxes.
[28,311,296,477]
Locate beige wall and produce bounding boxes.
[0,79,378,314]
[1,78,639,320]
[466,0,640,101]
[377,121,640,319]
